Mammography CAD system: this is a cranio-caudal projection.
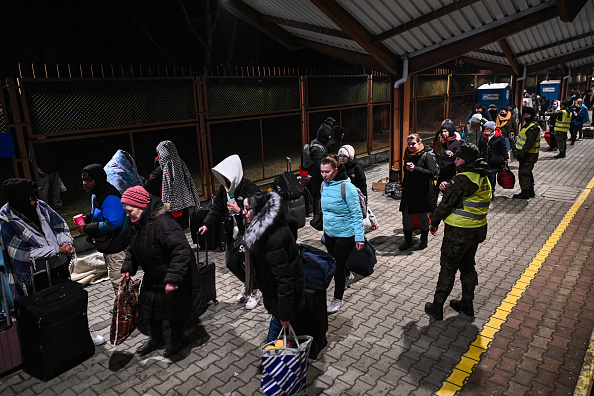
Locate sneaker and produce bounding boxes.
[327,298,344,314]
[89,328,106,346]
[246,290,260,310]
[345,273,355,290]
[237,286,247,303]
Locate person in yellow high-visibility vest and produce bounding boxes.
[553,100,573,159]
[425,143,492,320]
[513,107,541,199]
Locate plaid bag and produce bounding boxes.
[261,325,313,396]
[110,278,141,346]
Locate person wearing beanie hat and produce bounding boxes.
[483,121,496,132]
[338,145,367,198]
[81,163,129,295]
[425,142,492,321]
[465,113,484,146]
[513,107,541,199]
[121,187,206,358]
[553,99,573,158]
[488,104,498,122]
[434,122,462,189]
[479,121,508,197]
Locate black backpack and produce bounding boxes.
[301,140,327,171]
[273,172,304,201]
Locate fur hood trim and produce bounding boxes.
[150,203,170,219]
[244,192,282,249]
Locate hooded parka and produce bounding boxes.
[121,197,206,321]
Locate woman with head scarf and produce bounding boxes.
[120,186,206,357]
[144,140,201,229]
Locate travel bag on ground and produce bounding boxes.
[346,240,377,277]
[292,288,328,360]
[261,325,312,396]
[197,245,218,305]
[0,255,22,375]
[299,244,336,291]
[15,277,94,381]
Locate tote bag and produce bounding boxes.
[497,164,515,189]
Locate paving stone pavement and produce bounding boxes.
[1,138,594,395]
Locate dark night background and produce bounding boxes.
[0,0,358,77]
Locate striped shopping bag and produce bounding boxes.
[261,325,313,396]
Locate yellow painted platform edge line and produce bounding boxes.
[438,179,594,394]
[574,318,594,395]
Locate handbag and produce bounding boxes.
[497,164,515,189]
[346,240,377,277]
[110,277,141,346]
[309,211,323,231]
[261,325,313,396]
[363,206,379,233]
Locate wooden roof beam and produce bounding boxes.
[556,0,589,22]
[219,0,299,50]
[527,46,594,73]
[459,56,514,74]
[310,0,400,75]
[498,38,521,75]
[260,15,350,39]
[408,3,558,74]
[516,32,594,57]
[372,0,481,43]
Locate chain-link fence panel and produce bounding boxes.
[450,75,475,94]
[0,104,6,133]
[416,75,448,98]
[372,104,390,152]
[308,76,367,107]
[262,115,302,180]
[416,97,446,133]
[450,94,476,128]
[206,77,299,118]
[23,78,196,135]
[372,76,391,103]
[0,157,16,207]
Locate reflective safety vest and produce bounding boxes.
[515,121,541,153]
[554,109,572,133]
[444,172,492,228]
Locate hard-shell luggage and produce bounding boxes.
[288,196,306,229]
[0,254,22,375]
[197,245,218,305]
[292,288,328,359]
[346,240,377,277]
[15,279,94,381]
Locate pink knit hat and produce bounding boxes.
[121,186,150,208]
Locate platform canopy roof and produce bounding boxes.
[221,0,594,76]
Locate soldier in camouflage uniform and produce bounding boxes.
[425,143,492,320]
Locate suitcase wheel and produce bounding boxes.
[219,241,226,252]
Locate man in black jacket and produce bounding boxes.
[467,103,492,123]
[198,154,261,309]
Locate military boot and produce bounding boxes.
[424,301,443,321]
[450,299,474,317]
[513,190,530,199]
[399,230,414,251]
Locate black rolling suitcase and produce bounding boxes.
[197,245,218,305]
[293,288,328,359]
[15,277,94,381]
[190,201,226,252]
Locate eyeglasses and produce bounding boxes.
[242,206,253,213]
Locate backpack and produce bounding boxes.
[321,181,367,219]
[299,244,336,291]
[301,140,327,171]
[272,172,304,201]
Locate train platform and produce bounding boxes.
[1,137,594,395]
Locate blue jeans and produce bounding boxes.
[267,317,283,343]
[504,137,511,153]
[488,172,497,192]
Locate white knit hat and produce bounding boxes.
[338,145,355,160]
[471,114,482,124]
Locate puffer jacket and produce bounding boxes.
[478,128,509,172]
[122,197,206,321]
[244,192,305,322]
[320,179,364,242]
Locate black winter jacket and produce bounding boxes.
[478,133,508,172]
[344,158,367,198]
[400,148,438,214]
[122,197,206,321]
[244,192,305,322]
[436,139,462,184]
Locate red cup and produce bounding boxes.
[73,214,85,226]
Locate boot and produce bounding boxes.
[513,190,530,199]
[529,185,535,198]
[450,299,474,317]
[424,302,443,321]
[136,338,164,356]
[399,230,414,251]
[163,332,189,358]
[553,151,566,158]
[418,230,429,250]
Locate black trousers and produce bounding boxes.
[324,234,354,300]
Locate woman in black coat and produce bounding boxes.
[338,144,367,198]
[478,121,509,196]
[243,191,305,342]
[434,122,462,187]
[120,186,205,358]
[399,133,439,251]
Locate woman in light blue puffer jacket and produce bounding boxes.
[320,154,365,314]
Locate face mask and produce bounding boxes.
[484,130,492,136]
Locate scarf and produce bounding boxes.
[403,142,425,162]
[496,112,511,129]
[156,140,201,212]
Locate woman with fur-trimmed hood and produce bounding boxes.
[243,191,305,342]
[120,186,206,358]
